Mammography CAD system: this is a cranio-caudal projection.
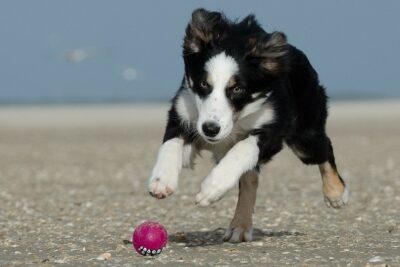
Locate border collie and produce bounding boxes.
[148,9,349,242]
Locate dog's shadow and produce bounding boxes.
[169,228,304,247]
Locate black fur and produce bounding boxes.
[164,9,341,173]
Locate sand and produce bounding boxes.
[0,101,399,266]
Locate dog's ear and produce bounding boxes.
[246,32,289,74]
[183,8,227,53]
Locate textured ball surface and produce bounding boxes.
[132,221,168,256]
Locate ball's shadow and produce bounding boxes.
[169,228,304,247]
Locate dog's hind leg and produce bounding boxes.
[223,170,258,242]
[318,139,349,208]
[288,132,349,209]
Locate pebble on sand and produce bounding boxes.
[369,256,384,263]
[97,252,112,261]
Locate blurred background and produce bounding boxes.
[1,0,399,104]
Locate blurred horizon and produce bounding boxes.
[1,0,400,104]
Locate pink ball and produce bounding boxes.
[132,221,168,256]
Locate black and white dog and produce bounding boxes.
[148,9,349,242]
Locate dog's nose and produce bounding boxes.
[202,121,220,138]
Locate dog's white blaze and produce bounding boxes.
[176,89,198,123]
[197,52,238,141]
[205,52,239,88]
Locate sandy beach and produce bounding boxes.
[0,100,399,266]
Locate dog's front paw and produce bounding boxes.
[223,226,253,243]
[148,170,178,199]
[195,172,229,206]
[223,210,254,242]
[148,176,176,199]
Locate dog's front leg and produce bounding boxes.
[195,135,259,206]
[148,137,183,199]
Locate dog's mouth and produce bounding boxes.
[204,137,220,144]
[202,132,231,144]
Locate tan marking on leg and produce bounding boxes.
[224,170,258,242]
[227,76,236,88]
[319,161,348,208]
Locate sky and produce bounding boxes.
[0,0,399,103]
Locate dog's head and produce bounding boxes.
[183,9,289,143]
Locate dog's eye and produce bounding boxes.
[232,86,245,94]
[200,81,209,89]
